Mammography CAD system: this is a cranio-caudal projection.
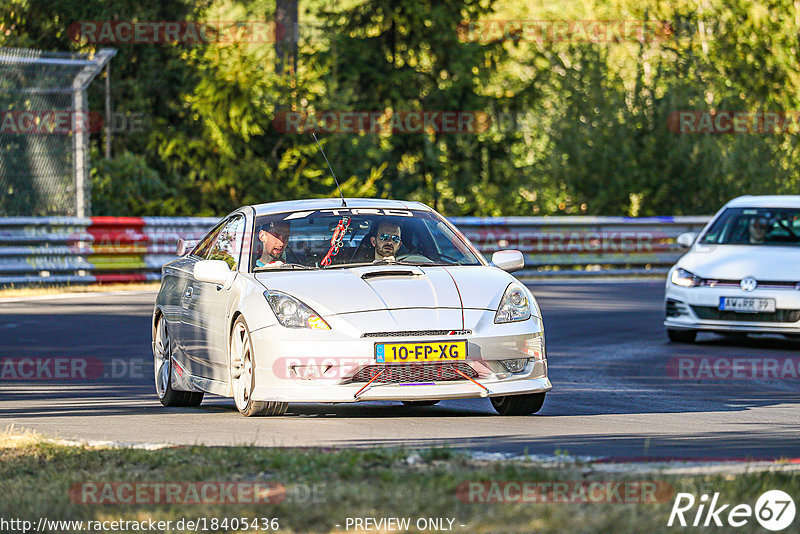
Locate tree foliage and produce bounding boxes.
[1,0,798,217]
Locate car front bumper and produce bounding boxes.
[664,284,800,334]
[253,373,551,403]
[248,310,551,403]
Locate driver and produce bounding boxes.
[256,222,291,267]
[747,216,769,244]
[370,221,402,262]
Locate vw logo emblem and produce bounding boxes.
[740,276,758,292]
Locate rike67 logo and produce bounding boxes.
[668,490,796,531]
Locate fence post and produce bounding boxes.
[71,48,117,218]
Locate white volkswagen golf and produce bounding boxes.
[664,195,800,342]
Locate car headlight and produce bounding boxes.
[670,268,703,288]
[264,291,330,330]
[494,282,532,323]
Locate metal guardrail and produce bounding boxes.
[0,217,215,285]
[0,216,710,285]
[453,216,711,278]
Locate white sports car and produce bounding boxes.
[152,198,551,416]
[665,195,800,342]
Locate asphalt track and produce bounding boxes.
[1,282,798,460]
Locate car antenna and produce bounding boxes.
[312,133,347,207]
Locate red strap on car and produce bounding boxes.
[452,366,491,395]
[320,217,351,267]
[354,368,384,399]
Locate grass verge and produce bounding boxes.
[0,430,797,533]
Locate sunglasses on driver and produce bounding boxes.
[378,233,401,243]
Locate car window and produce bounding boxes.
[251,209,484,270]
[422,219,477,263]
[204,216,245,269]
[192,220,226,258]
[700,207,800,246]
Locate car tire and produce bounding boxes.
[667,329,697,343]
[153,316,204,407]
[490,392,546,416]
[230,316,288,417]
[402,400,440,407]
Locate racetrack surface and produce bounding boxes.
[2,282,798,460]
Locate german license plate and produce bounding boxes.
[375,341,467,363]
[719,297,776,313]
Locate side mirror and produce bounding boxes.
[176,238,198,256]
[676,232,697,249]
[491,250,525,273]
[194,260,235,289]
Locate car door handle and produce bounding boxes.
[184,286,194,299]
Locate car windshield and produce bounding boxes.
[699,207,800,246]
[250,208,484,271]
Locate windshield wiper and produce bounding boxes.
[380,259,459,267]
[254,263,312,271]
[407,262,454,266]
[322,262,374,269]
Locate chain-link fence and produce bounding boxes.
[0,47,115,217]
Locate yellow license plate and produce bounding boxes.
[375,341,467,363]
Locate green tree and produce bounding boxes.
[315,0,547,216]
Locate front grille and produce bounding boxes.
[758,281,800,290]
[350,363,478,383]
[699,279,799,290]
[363,330,471,338]
[691,306,800,323]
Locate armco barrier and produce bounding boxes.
[0,217,215,285]
[452,216,711,278]
[0,215,710,285]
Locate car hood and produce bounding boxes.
[254,265,515,316]
[678,245,800,280]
